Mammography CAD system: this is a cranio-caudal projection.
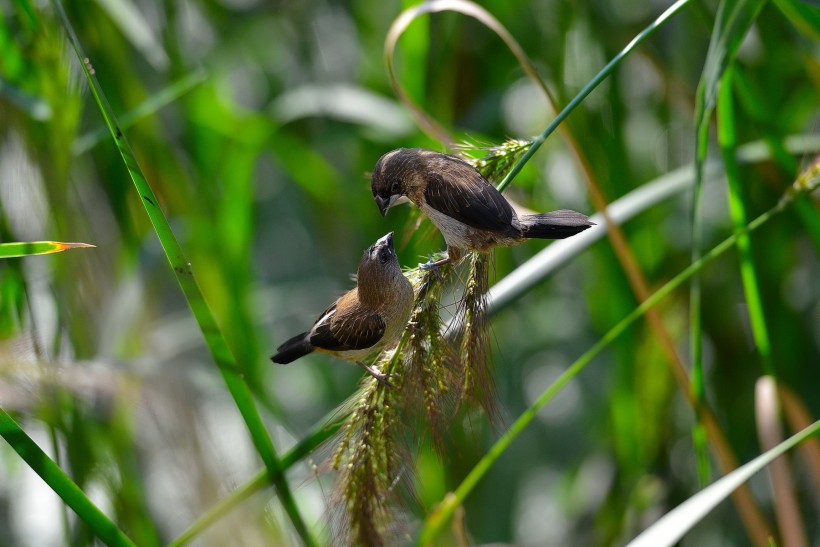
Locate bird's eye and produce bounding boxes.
[378,247,391,263]
[390,180,400,194]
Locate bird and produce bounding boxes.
[371,148,594,268]
[271,232,414,387]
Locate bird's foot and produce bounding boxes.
[419,255,449,282]
[357,361,396,388]
[419,253,451,271]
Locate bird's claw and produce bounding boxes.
[358,362,397,388]
[419,255,448,282]
[419,254,437,270]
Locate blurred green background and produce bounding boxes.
[1,0,818,545]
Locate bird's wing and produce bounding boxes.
[309,303,386,352]
[423,158,515,233]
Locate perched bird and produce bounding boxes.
[371,148,594,268]
[271,232,414,386]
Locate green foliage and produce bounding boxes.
[1,0,818,546]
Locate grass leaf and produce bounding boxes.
[50,2,316,545]
[0,241,95,258]
[0,408,136,547]
[626,420,820,547]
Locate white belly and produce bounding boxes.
[420,203,475,251]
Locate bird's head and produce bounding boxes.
[357,232,403,303]
[371,148,419,216]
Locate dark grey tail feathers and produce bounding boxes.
[520,209,595,239]
[271,332,313,364]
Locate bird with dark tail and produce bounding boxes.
[371,148,594,268]
[271,232,414,386]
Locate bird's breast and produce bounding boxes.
[420,203,520,252]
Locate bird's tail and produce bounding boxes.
[520,209,594,239]
[271,333,313,364]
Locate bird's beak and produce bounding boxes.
[375,196,390,217]
[376,231,394,251]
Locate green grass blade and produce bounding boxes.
[496,0,694,192]
[0,241,95,258]
[691,0,767,485]
[717,65,773,374]
[418,167,819,545]
[0,408,136,547]
[51,3,316,545]
[627,420,820,547]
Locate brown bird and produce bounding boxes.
[271,232,414,386]
[371,148,594,268]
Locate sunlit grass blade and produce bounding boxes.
[0,241,95,258]
[418,162,819,545]
[51,2,316,545]
[0,408,136,547]
[626,420,820,547]
[717,66,773,373]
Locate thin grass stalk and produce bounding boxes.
[169,416,345,546]
[418,162,819,545]
[168,473,268,547]
[496,0,694,193]
[691,60,712,496]
[0,408,136,547]
[50,3,316,545]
